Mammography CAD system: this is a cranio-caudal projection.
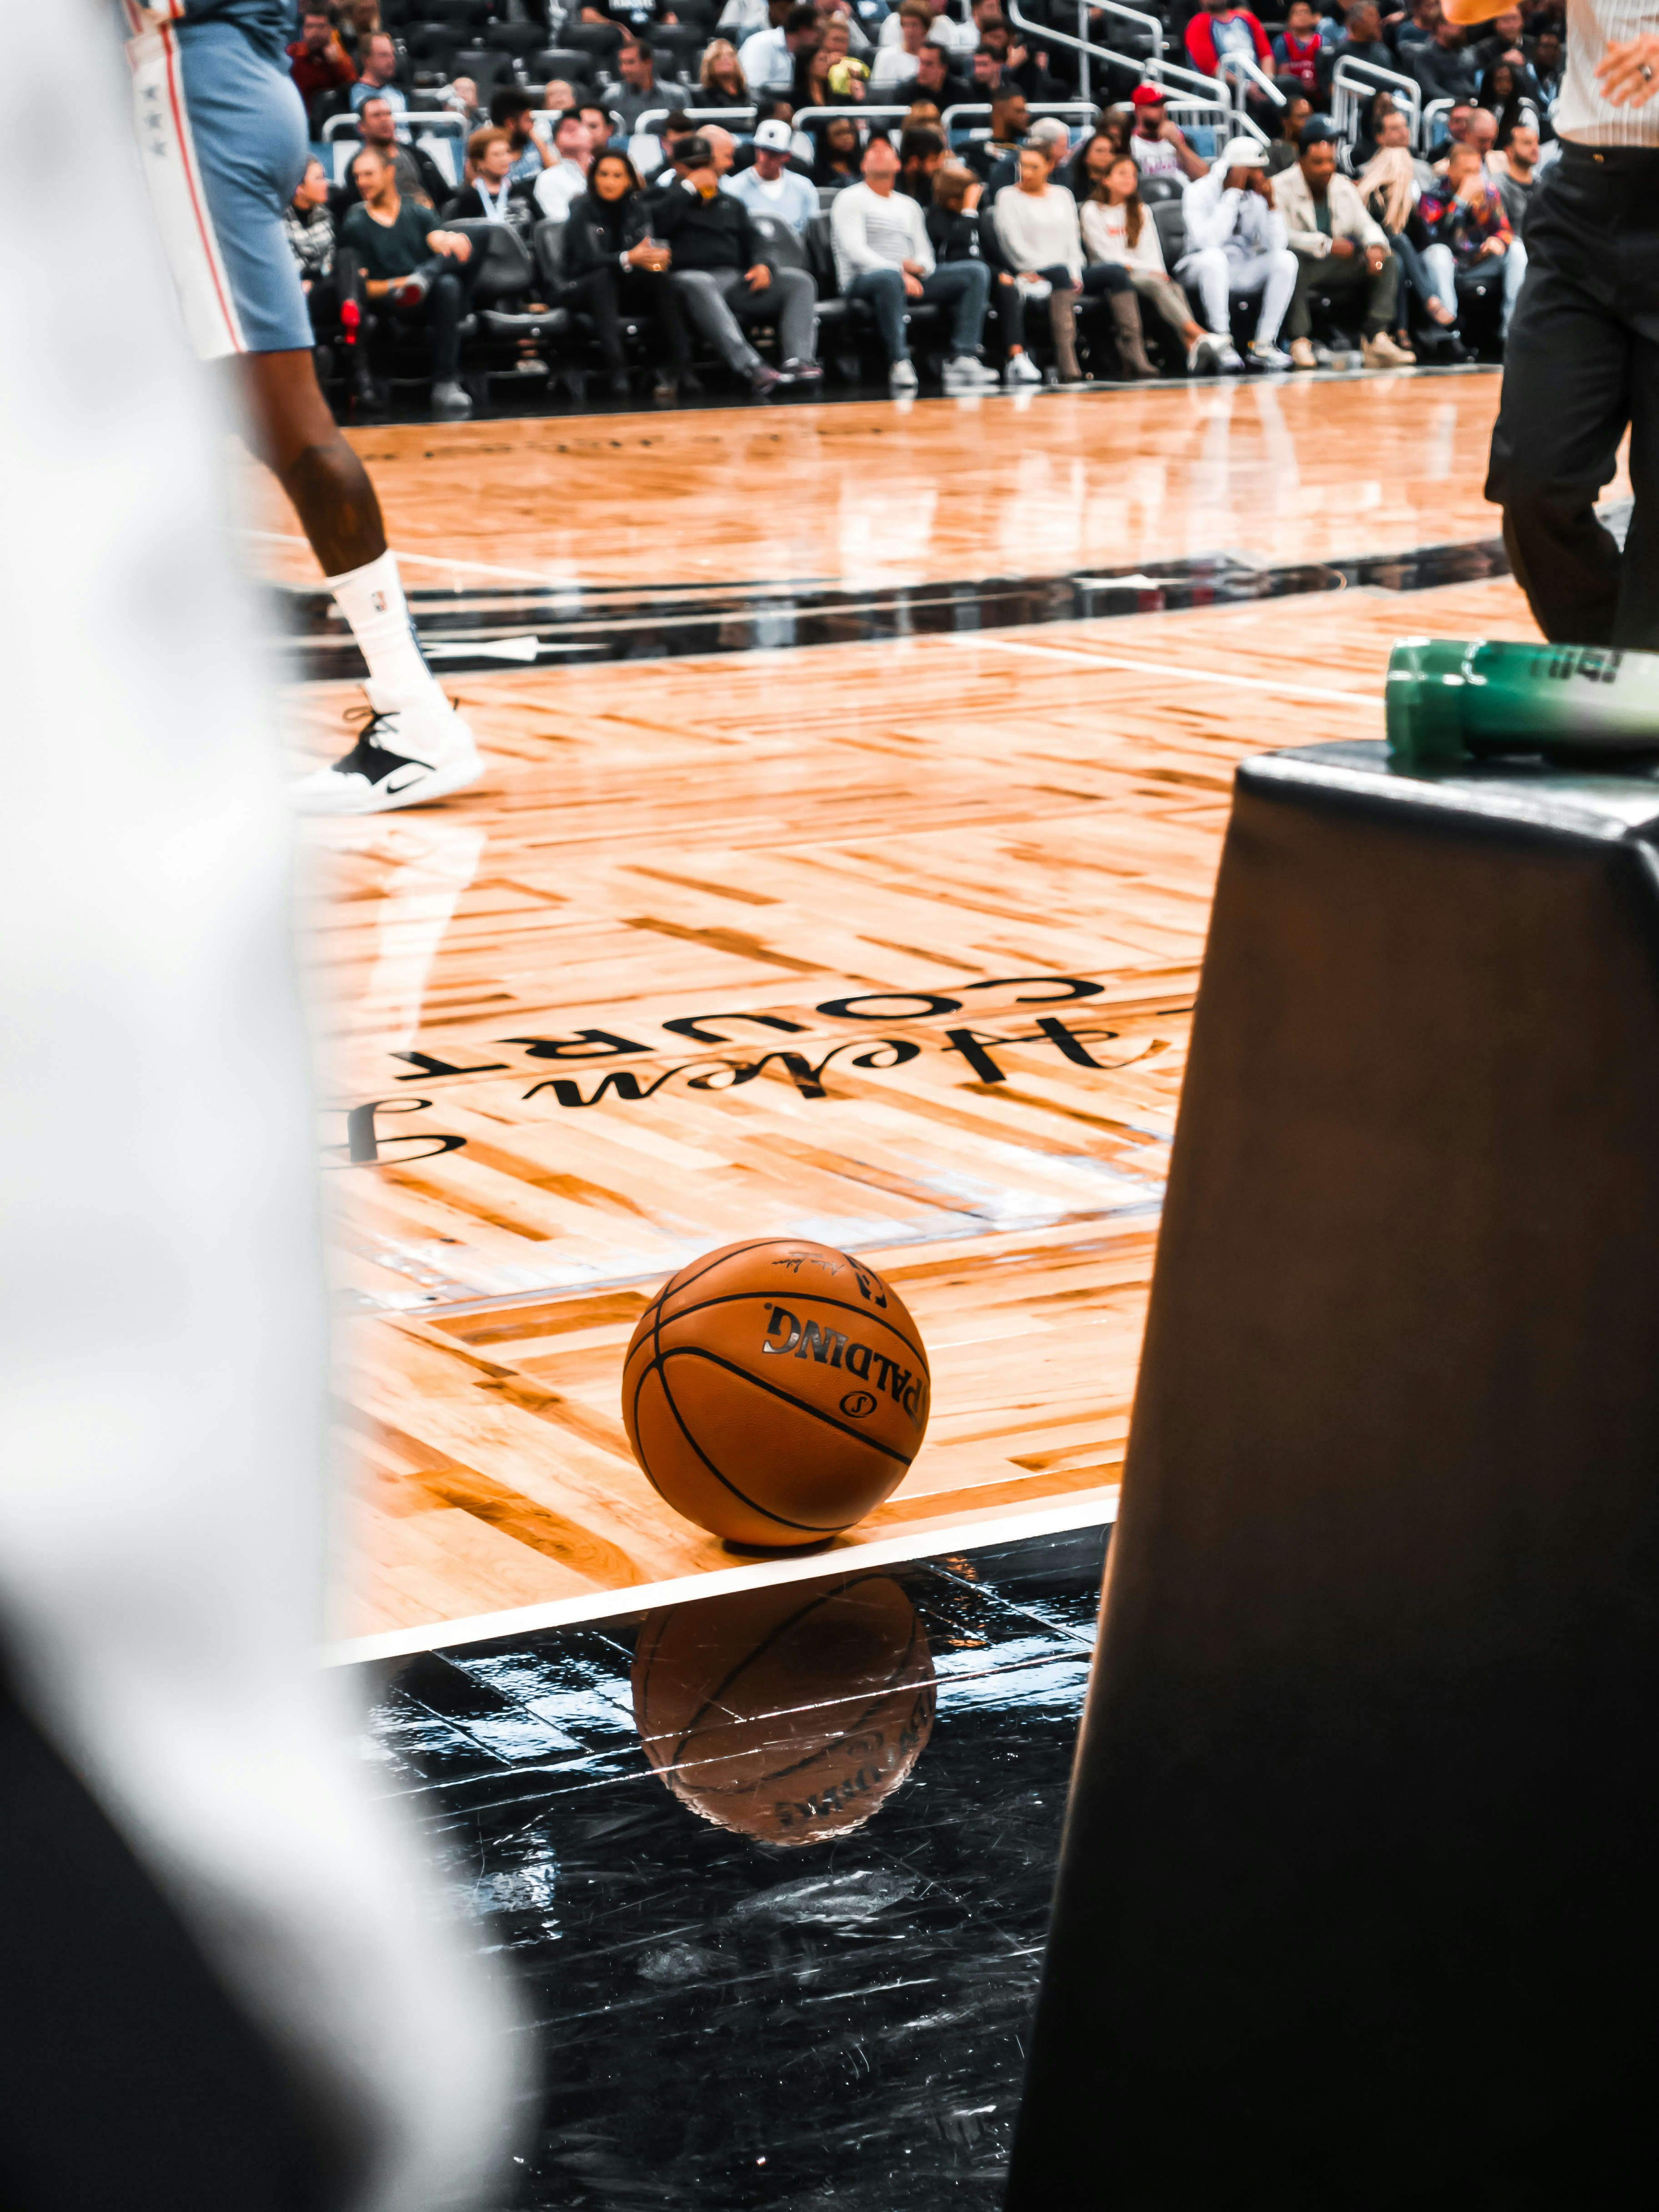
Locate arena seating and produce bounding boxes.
[296,0,1541,407]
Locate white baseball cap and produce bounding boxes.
[752,118,794,151]
[1217,136,1268,169]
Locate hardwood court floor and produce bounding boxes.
[251,370,1513,592]
[281,367,1559,1646]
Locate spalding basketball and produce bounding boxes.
[632,1574,936,1845]
[621,1238,930,1547]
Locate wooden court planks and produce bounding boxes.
[249,372,1522,591]
[298,535,1544,1637]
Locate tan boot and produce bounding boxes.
[1288,336,1318,370]
[1108,289,1158,379]
[1049,290,1084,383]
[1362,331,1416,368]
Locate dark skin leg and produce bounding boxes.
[231,349,386,578]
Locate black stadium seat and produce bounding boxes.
[1137,175,1184,203]
[533,48,597,88]
[651,25,709,76]
[425,0,489,28]
[1150,199,1186,266]
[404,24,463,76]
[484,22,547,62]
[560,22,625,63]
[449,45,511,96]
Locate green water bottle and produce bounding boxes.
[1386,637,1659,769]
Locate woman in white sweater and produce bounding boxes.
[992,146,1087,382]
[1081,152,1227,377]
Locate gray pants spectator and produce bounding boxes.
[1285,247,1400,340]
[668,267,818,372]
[845,261,992,363]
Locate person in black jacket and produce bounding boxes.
[926,160,1047,385]
[650,136,821,391]
[439,129,539,237]
[564,151,694,400]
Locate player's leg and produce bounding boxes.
[129,18,481,814]
[1485,160,1629,647]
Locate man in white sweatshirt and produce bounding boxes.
[1177,135,1300,370]
[832,136,997,391]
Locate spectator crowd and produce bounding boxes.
[278,0,1566,413]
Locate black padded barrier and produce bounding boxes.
[1006,739,1659,2209]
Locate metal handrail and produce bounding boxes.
[1009,1,1224,107]
[323,110,466,140]
[1069,0,1167,106]
[629,105,760,136]
[789,104,930,137]
[1159,94,1271,149]
[1216,50,1287,109]
[940,99,1101,140]
[1330,55,1425,146]
[1421,95,1454,146]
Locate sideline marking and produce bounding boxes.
[324,1489,1119,1666]
[964,633,1386,709]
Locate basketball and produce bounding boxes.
[621,1239,931,1548]
[631,1575,936,1845]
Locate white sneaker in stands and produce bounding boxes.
[1004,352,1043,385]
[1247,338,1293,371]
[290,683,483,816]
[942,354,997,388]
[889,358,919,393]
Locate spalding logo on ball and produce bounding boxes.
[621,1238,931,1547]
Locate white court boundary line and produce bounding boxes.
[962,633,1386,710]
[324,1490,1119,1668]
[241,527,578,590]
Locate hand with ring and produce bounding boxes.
[1594,32,1659,106]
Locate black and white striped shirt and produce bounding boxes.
[1557,0,1659,143]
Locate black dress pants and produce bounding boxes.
[1487,142,1659,649]
[387,252,482,383]
[567,264,691,373]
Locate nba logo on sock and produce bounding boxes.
[371,592,387,614]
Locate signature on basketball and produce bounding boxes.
[768,1252,890,1310]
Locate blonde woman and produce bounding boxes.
[1081,150,1226,375]
[699,40,751,112]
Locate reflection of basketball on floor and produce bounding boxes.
[632,1574,936,1845]
[621,1238,932,1548]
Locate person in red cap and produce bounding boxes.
[1129,85,1211,183]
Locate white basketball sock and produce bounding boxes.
[327,549,438,708]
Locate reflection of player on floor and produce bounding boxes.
[123,1,481,813]
[1456,0,1659,647]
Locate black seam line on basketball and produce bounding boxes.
[664,1575,913,1757]
[655,1344,915,1470]
[644,1349,835,1533]
[658,1289,925,1369]
[628,1355,674,1512]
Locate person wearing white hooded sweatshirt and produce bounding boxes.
[1177,135,1300,370]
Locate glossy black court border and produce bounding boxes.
[277,533,1511,681]
[361,1520,1111,2211]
